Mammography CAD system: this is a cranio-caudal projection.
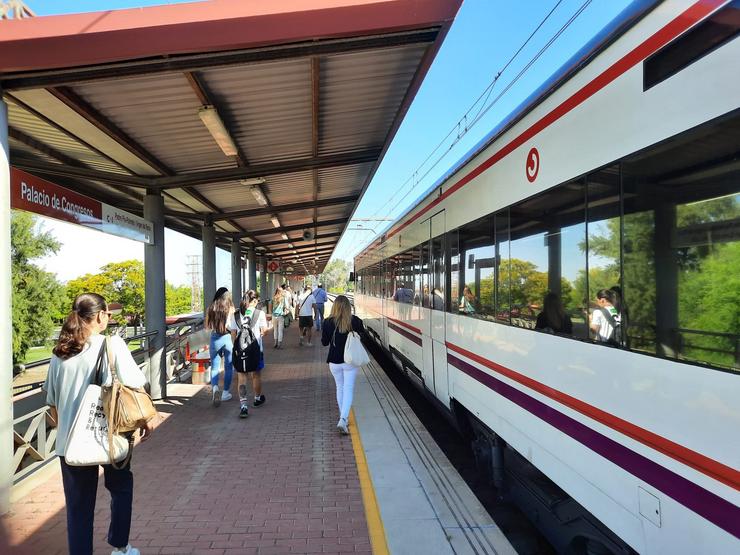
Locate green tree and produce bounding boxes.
[11,212,66,363]
[321,259,351,293]
[166,283,193,316]
[67,259,146,324]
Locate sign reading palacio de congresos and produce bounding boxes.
[11,168,153,244]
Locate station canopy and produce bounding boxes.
[0,0,462,273]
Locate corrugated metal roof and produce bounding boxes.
[2,0,462,273]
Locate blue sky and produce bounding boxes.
[26,0,632,286]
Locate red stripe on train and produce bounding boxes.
[445,341,740,492]
[380,0,724,243]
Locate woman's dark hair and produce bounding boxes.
[53,293,107,360]
[213,287,229,303]
[206,289,232,335]
[596,289,616,303]
[610,285,625,313]
[542,292,566,330]
[240,289,258,315]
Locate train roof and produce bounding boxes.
[356,0,662,262]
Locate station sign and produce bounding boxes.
[10,168,153,244]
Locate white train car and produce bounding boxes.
[354,1,739,553]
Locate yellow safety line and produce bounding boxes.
[349,409,390,555]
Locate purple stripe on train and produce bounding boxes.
[447,352,740,540]
[388,322,422,346]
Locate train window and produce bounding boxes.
[643,0,740,90]
[447,230,460,314]
[456,215,495,319]
[587,167,624,345]
[419,242,431,308]
[494,209,511,324]
[622,110,740,370]
[431,235,445,311]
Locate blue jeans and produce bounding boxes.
[315,303,325,330]
[210,332,233,389]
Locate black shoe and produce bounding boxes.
[239,405,249,418]
[254,395,266,407]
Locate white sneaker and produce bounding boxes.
[212,385,221,407]
[306,342,313,347]
[299,337,304,346]
[337,418,349,435]
[112,545,140,555]
[221,390,233,401]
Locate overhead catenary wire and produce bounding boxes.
[359,0,592,244]
[361,0,567,228]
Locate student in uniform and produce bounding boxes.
[230,290,271,418]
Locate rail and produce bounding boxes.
[11,315,205,485]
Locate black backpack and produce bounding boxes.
[599,307,623,346]
[234,310,261,370]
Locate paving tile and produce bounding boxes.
[2,325,371,554]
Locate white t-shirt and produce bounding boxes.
[298,293,316,317]
[592,306,620,342]
[44,334,147,456]
[229,307,268,351]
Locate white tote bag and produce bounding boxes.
[64,340,130,466]
[64,383,130,466]
[344,331,369,367]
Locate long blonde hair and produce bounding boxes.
[330,295,353,333]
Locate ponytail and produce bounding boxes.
[53,292,107,359]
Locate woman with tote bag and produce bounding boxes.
[320,295,365,435]
[43,293,154,555]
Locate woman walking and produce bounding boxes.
[272,286,288,348]
[321,295,365,435]
[230,290,271,417]
[44,293,154,555]
[206,287,234,406]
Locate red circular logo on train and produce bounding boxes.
[525,147,540,183]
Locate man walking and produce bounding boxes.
[297,286,317,346]
[313,283,327,331]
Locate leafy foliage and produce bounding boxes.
[11,212,66,363]
[321,259,352,293]
[166,282,193,316]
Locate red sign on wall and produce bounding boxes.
[10,168,153,244]
[11,168,102,225]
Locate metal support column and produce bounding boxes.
[259,255,268,302]
[248,246,257,292]
[144,191,167,400]
[0,92,13,514]
[231,237,242,305]
[202,220,216,309]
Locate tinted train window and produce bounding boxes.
[494,210,511,324]
[454,215,495,319]
[431,235,445,311]
[447,230,460,314]
[644,0,740,90]
[622,110,740,370]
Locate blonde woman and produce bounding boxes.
[272,286,288,348]
[320,295,365,434]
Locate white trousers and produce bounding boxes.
[273,315,284,344]
[329,362,359,421]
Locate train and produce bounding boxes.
[352,1,740,553]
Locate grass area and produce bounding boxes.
[21,345,54,364]
[21,338,143,364]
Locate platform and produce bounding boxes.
[2,324,515,555]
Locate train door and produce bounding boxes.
[430,211,449,404]
[379,246,389,349]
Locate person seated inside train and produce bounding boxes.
[535,292,573,335]
[459,286,477,315]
